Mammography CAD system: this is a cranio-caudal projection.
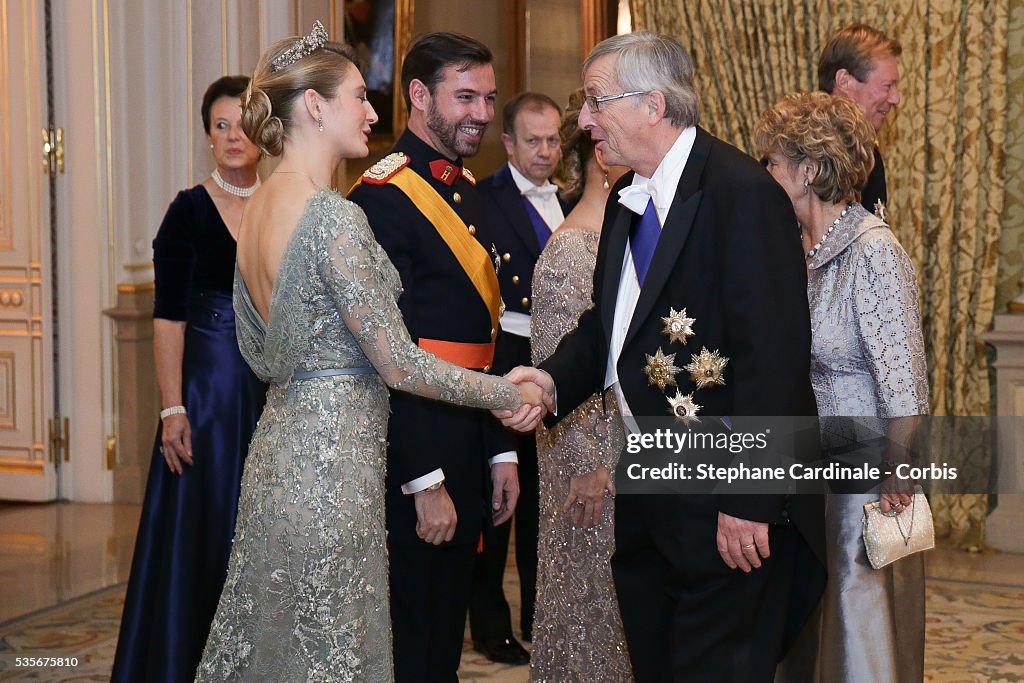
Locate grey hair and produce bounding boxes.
[583,31,701,128]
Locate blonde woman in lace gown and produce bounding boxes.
[194,26,543,683]
[757,92,930,682]
[529,91,633,683]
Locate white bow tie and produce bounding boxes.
[618,182,658,215]
[523,183,558,198]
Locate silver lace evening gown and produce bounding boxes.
[803,203,930,682]
[193,190,518,683]
[529,229,633,683]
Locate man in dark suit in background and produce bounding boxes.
[819,23,902,216]
[498,32,823,682]
[348,32,520,683]
[469,92,568,665]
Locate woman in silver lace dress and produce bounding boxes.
[756,92,930,682]
[194,26,542,683]
[529,90,633,683]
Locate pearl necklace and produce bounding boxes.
[212,168,260,198]
[805,202,853,260]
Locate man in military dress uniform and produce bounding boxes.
[469,92,569,664]
[348,32,520,683]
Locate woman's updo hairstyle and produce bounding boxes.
[242,25,359,157]
[559,88,596,198]
[754,91,876,204]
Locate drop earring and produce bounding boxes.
[318,116,324,133]
[602,172,609,190]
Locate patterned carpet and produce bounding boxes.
[0,579,1020,682]
[925,579,1024,682]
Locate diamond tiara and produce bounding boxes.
[272,20,328,72]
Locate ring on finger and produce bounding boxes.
[742,543,755,549]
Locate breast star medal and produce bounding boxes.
[644,347,682,391]
[684,347,729,389]
[661,307,696,345]
[667,391,701,424]
[873,199,887,222]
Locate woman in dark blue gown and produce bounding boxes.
[111,76,268,683]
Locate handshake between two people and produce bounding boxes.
[495,366,771,572]
[495,366,556,433]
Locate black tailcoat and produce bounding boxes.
[539,128,825,681]
[861,146,887,214]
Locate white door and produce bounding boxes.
[0,0,58,500]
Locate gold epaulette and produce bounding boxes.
[361,152,411,185]
[461,167,477,186]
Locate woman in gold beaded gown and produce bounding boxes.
[529,90,633,683]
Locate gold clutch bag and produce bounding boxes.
[862,485,935,570]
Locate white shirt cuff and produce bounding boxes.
[401,468,445,495]
[499,311,531,337]
[489,452,518,465]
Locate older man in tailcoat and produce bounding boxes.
[498,32,825,682]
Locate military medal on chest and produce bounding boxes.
[873,199,887,222]
[644,347,682,391]
[684,347,729,389]
[666,390,702,424]
[661,307,696,345]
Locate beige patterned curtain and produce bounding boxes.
[630,0,1012,547]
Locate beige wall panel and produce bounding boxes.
[50,0,114,502]
[0,0,9,253]
[0,338,28,437]
[0,330,47,486]
[524,0,581,108]
[0,0,53,501]
[0,349,14,428]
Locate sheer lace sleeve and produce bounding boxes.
[851,228,930,418]
[320,194,519,412]
[532,230,620,475]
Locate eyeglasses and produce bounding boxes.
[582,90,649,113]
